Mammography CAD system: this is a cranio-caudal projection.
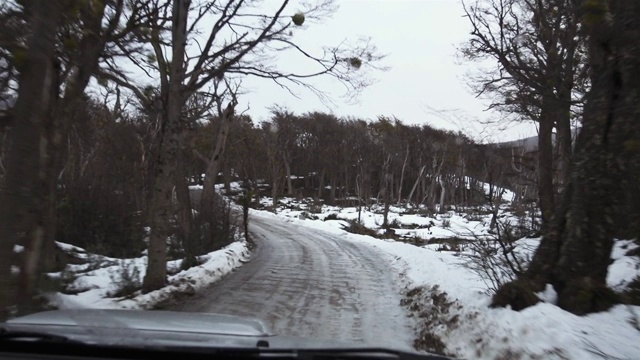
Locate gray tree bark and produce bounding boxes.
[493,0,640,315]
[143,0,190,293]
[201,102,235,219]
[283,151,293,196]
[0,0,62,319]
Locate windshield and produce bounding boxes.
[1,0,639,359]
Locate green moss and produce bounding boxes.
[621,277,640,306]
[491,279,540,311]
[624,139,640,153]
[559,279,620,315]
[582,0,608,26]
[11,48,28,68]
[63,37,78,50]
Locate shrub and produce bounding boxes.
[490,279,540,311]
[179,196,240,263]
[388,218,402,228]
[298,211,319,220]
[308,202,323,214]
[180,255,200,272]
[56,190,145,258]
[464,212,485,222]
[460,221,531,295]
[324,213,339,221]
[108,260,142,298]
[342,220,378,237]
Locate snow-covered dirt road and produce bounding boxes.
[172,212,414,350]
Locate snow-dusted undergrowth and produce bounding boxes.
[46,240,249,310]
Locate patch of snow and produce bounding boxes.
[47,241,249,311]
[536,284,558,304]
[55,241,86,253]
[608,239,640,291]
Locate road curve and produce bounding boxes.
[172,212,414,350]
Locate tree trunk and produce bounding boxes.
[317,168,325,200]
[40,0,107,278]
[556,84,573,193]
[364,170,372,208]
[382,174,391,228]
[329,173,336,205]
[419,175,426,204]
[424,153,445,208]
[343,164,349,199]
[175,153,194,260]
[438,177,446,214]
[397,145,409,204]
[425,175,438,208]
[201,103,234,219]
[269,147,280,209]
[381,154,391,227]
[356,174,363,223]
[388,174,394,206]
[407,165,426,208]
[0,0,62,319]
[143,0,190,293]
[144,121,180,292]
[537,99,556,227]
[493,0,640,315]
[283,152,292,196]
[556,8,578,194]
[271,171,279,208]
[459,155,466,206]
[223,157,232,194]
[550,0,639,313]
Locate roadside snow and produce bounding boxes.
[47,241,249,310]
[253,197,640,360]
[608,239,640,292]
[349,235,640,360]
[257,196,535,241]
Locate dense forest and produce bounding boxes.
[13,101,544,258]
[1,0,639,319]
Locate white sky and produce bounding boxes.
[237,0,539,143]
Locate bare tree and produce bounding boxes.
[460,0,585,226]
[0,0,62,320]
[0,0,152,316]
[493,0,640,315]
[98,0,383,292]
[199,82,240,221]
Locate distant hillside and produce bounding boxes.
[491,135,542,152]
[490,128,579,152]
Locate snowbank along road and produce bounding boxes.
[172,212,414,350]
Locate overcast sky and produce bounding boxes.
[236,0,539,143]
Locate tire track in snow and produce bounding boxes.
[172,213,413,350]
